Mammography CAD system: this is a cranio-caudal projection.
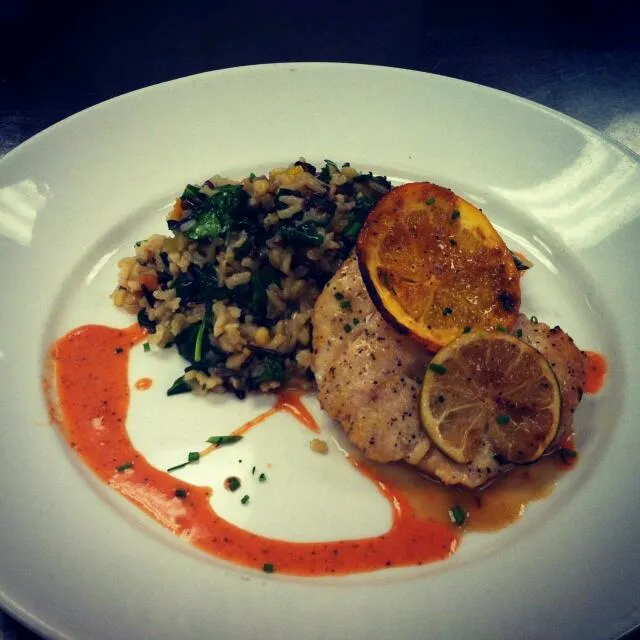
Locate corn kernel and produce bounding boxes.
[253,179,269,196]
[341,166,359,179]
[254,327,270,346]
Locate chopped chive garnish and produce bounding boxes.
[496,414,510,425]
[353,318,360,325]
[116,462,133,472]
[175,488,188,498]
[206,435,243,447]
[426,197,436,205]
[429,363,447,374]
[143,342,151,353]
[497,325,507,333]
[442,307,452,316]
[344,324,352,333]
[263,563,275,573]
[451,210,460,220]
[449,505,466,526]
[241,494,250,505]
[225,476,241,492]
[258,473,267,482]
[334,292,344,301]
[251,466,256,475]
[339,300,351,309]
[516,328,523,338]
[463,326,471,334]
[166,461,190,473]
[559,447,578,464]
[249,172,256,180]
[530,315,538,324]
[165,449,201,473]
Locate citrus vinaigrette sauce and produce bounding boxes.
[45,323,606,576]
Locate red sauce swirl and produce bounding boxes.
[45,323,598,576]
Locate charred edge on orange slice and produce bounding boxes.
[356,184,440,346]
[356,181,458,344]
[356,243,411,336]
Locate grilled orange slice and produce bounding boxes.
[356,182,520,351]
[420,331,561,464]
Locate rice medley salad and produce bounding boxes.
[112,160,391,398]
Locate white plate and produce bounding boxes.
[1,63,639,640]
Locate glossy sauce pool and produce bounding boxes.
[45,323,604,576]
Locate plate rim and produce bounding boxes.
[1,61,638,640]
[5,61,640,166]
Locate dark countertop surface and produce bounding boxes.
[1,1,638,638]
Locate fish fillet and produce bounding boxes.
[312,253,587,488]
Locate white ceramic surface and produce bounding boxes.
[0,63,638,640]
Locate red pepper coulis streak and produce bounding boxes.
[584,351,608,394]
[47,323,584,575]
[225,390,320,439]
[194,391,324,459]
[197,395,313,458]
[273,390,321,433]
[46,323,457,575]
[134,377,153,391]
